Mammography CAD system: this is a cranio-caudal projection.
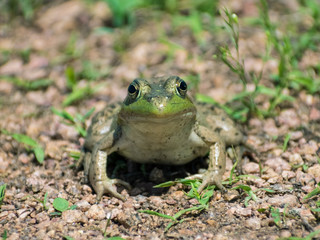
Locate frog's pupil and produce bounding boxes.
[128,84,137,94]
[180,81,187,91]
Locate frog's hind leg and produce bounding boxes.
[75,152,91,183]
[75,152,85,171]
[227,145,245,175]
[227,142,259,175]
[83,152,91,183]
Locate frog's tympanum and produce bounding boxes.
[77,76,251,201]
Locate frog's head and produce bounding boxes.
[119,76,196,122]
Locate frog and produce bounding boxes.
[77,76,251,201]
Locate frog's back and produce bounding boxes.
[196,102,244,145]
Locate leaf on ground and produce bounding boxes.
[33,146,45,164]
[53,197,70,212]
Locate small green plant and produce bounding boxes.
[310,199,320,214]
[1,130,44,164]
[282,133,291,152]
[159,36,185,63]
[1,229,7,240]
[259,0,320,99]
[304,182,320,200]
[139,179,214,232]
[51,107,95,137]
[172,11,205,46]
[79,61,109,82]
[19,48,31,63]
[63,66,100,106]
[232,185,257,207]
[278,228,320,240]
[0,0,46,20]
[105,237,126,240]
[216,8,295,122]
[215,0,320,122]
[144,0,219,15]
[1,77,53,91]
[32,192,48,210]
[103,0,143,28]
[51,197,77,216]
[64,236,74,240]
[0,184,6,208]
[270,206,282,227]
[64,33,83,60]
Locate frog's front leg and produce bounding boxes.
[90,135,130,201]
[193,125,227,193]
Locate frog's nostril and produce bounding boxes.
[151,96,168,111]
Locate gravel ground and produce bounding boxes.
[0,0,320,239]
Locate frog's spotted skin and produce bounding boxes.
[77,76,249,201]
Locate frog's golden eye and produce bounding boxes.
[128,81,140,99]
[176,78,187,97]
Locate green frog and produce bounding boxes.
[77,76,250,201]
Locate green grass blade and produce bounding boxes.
[282,133,291,152]
[63,86,93,106]
[232,184,252,192]
[154,181,176,188]
[173,205,205,220]
[51,108,75,123]
[83,107,95,120]
[0,184,6,206]
[303,186,320,200]
[11,133,38,148]
[270,207,281,227]
[138,210,175,221]
[33,146,45,164]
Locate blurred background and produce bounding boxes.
[1,2,320,239]
[0,0,319,122]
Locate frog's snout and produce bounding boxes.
[148,95,169,111]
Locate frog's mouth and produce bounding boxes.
[120,110,196,123]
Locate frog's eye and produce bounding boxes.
[128,81,140,99]
[176,78,187,97]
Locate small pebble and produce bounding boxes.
[308,164,320,182]
[62,209,87,223]
[265,157,291,174]
[75,200,91,212]
[244,217,261,230]
[86,204,106,220]
[242,162,260,174]
[289,153,303,165]
[267,194,298,207]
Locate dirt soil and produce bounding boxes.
[0,0,320,239]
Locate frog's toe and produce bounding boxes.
[94,178,131,201]
[188,171,226,193]
[111,178,132,190]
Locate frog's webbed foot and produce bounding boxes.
[187,171,226,193]
[94,178,131,201]
[90,150,131,201]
